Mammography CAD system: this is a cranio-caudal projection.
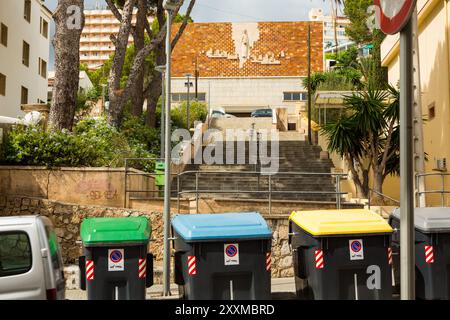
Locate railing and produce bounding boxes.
[416,172,450,207]
[124,158,183,208]
[176,171,348,214]
[124,159,349,213]
[368,189,400,211]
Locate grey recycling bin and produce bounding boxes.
[289,209,394,300]
[172,212,273,300]
[390,207,450,300]
[79,217,153,300]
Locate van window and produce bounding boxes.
[0,232,32,277]
[44,226,62,272]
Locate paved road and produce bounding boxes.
[65,277,297,300]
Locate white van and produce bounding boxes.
[0,216,66,300]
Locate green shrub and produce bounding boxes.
[2,117,157,169]
[171,101,208,130]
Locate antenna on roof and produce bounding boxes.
[95,1,101,10]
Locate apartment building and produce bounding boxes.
[0,0,52,118]
[81,9,145,70]
[309,8,353,53]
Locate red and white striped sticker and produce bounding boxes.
[86,260,94,281]
[265,252,271,272]
[425,245,434,264]
[388,247,393,265]
[315,250,324,269]
[138,258,146,279]
[188,256,197,276]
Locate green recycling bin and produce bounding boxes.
[79,217,153,300]
[155,162,165,187]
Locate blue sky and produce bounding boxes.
[45,0,335,69]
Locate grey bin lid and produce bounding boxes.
[392,207,450,233]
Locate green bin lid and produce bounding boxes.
[81,217,151,246]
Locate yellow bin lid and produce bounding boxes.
[289,209,393,236]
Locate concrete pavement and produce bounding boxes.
[65,277,297,300]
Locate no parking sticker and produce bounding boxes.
[349,239,364,261]
[108,249,125,271]
[224,244,240,266]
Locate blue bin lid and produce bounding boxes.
[171,212,272,241]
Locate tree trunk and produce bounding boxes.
[107,0,136,127]
[145,41,165,127]
[371,170,384,202]
[144,0,196,127]
[130,0,147,117]
[145,1,165,127]
[49,0,85,131]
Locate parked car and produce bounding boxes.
[210,108,236,118]
[251,109,273,118]
[0,216,65,300]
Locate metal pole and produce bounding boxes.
[412,9,426,208]
[177,174,180,214]
[442,175,445,207]
[269,175,272,215]
[400,17,415,300]
[307,23,312,145]
[124,159,128,208]
[186,74,191,129]
[336,175,341,210]
[162,9,173,297]
[195,172,199,214]
[161,72,166,159]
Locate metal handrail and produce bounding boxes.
[124,158,349,213]
[124,157,183,208]
[177,171,348,214]
[368,189,400,209]
[416,172,450,207]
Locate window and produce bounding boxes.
[21,86,28,105]
[0,232,32,277]
[22,41,30,67]
[38,58,47,78]
[44,226,63,274]
[24,0,31,23]
[0,23,7,47]
[0,73,5,96]
[428,102,436,120]
[40,17,48,39]
[172,93,206,102]
[283,92,307,101]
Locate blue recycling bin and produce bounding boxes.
[171,212,273,300]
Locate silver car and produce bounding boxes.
[0,216,65,300]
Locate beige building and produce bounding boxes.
[81,9,152,70]
[0,0,52,118]
[381,0,450,205]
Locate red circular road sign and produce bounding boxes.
[374,0,416,35]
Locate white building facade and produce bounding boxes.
[0,0,52,118]
[171,77,307,116]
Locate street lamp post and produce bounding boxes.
[185,73,192,129]
[162,0,184,297]
[155,65,167,159]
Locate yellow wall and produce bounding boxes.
[381,0,450,206]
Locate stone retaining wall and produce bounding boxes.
[0,195,294,285]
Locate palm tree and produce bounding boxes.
[320,85,400,199]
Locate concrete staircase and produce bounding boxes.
[178,139,339,202]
